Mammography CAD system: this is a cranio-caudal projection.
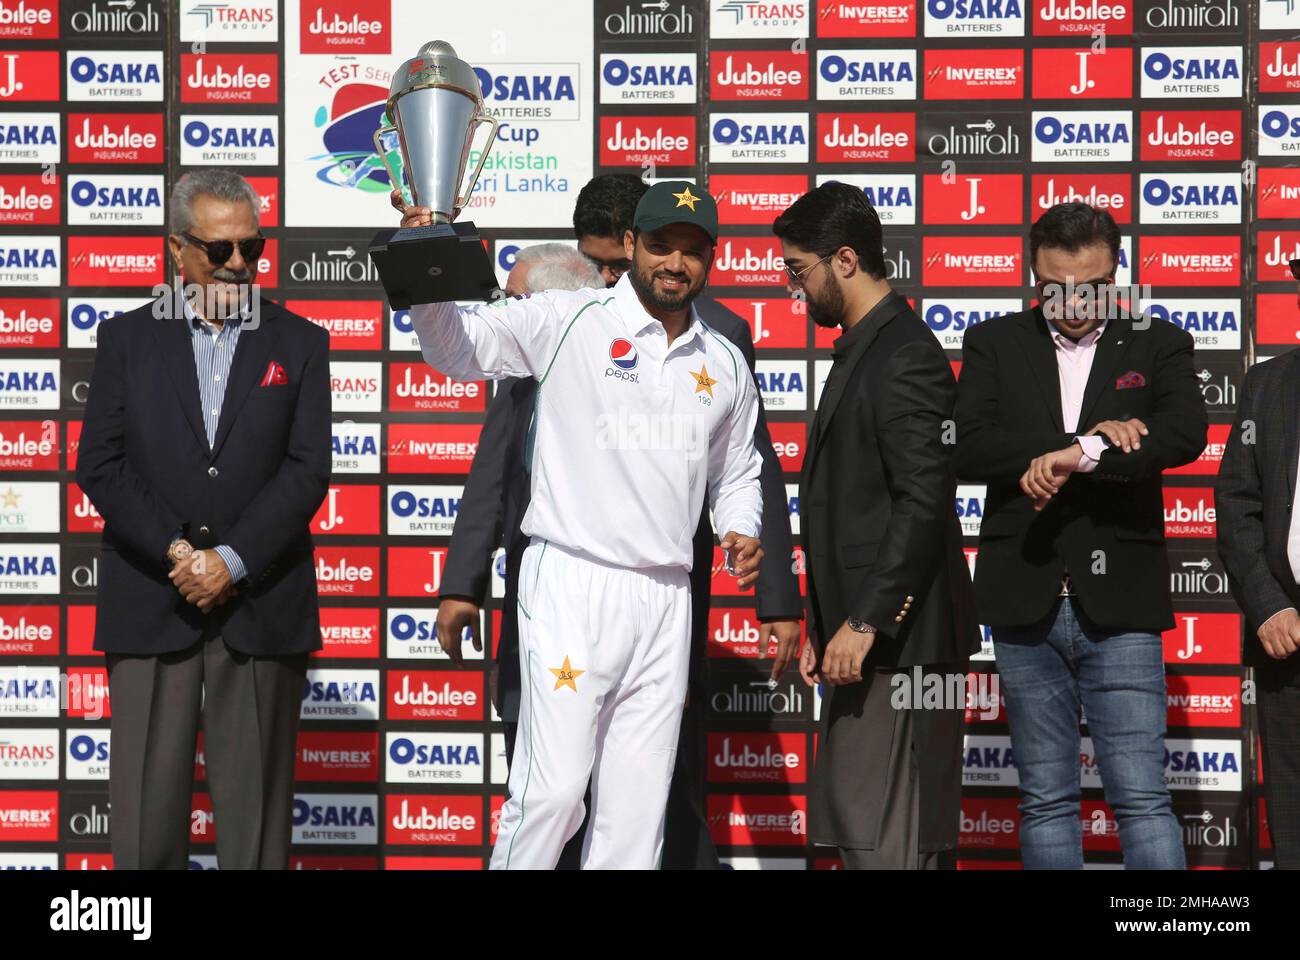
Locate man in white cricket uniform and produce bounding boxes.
[406,182,765,869]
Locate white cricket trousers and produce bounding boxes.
[490,538,692,870]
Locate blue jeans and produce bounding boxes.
[993,598,1185,870]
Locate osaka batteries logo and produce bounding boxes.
[308,81,393,194]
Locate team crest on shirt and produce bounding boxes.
[605,338,640,383]
[691,363,717,403]
[549,656,584,693]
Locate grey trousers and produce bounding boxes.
[818,667,958,871]
[106,635,308,870]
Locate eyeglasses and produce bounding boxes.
[1290,257,1300,282]
[1033,276,1115,299]
[586,254,632,279]
[180,231,266,267]
[784,254,833,287]
[1035,276,1119,321]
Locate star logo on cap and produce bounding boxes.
[691,364,718,398]
[673,187,701,211]
[549,656,585,693]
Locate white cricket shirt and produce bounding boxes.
[409,272,763,572]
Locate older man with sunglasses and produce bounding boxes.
[78,169,331,869]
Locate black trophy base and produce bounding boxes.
[369,221,501,310]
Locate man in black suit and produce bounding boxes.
[414,175,803,868]
[1215,255,1300,869]
[773,181,980,869]
[955,202,1206,869]
[77,169,331,869]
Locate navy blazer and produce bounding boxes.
[76,296,332,657]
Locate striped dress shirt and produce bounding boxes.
[181,296,248,583]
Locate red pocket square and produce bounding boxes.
[259,361,287,387]
[1115,370,1146,390]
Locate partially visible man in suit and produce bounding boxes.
[1215,254,1300,869]
[955,202,1206,869]
[77,169,331,869]
[774,181,980,869]
[503,243,603,298]
[408,174,804,868]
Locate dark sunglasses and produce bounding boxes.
[1290,257,1300,282]
[180,231,266,267]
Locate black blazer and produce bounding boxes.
[955,307,1207,633]
[801,292,980,669]
[1216,349,1300,670]
[440,375,534,721]
[76,297,332,657]
[439,295,803,721]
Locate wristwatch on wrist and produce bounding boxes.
[847,617,876,634]
[167,539,193,567]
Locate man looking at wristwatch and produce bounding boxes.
[954,203,1206,869]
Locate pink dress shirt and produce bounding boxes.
[1045,318,1108,472]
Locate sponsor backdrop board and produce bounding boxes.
[0,0,1290,869]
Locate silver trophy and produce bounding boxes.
[369,41,502,307]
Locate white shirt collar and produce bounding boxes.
[612,271,705,349]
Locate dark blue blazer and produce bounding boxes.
[76,296,332,657]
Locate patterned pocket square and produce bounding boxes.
[1115,370,1146,390]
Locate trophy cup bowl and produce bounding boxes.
[368,40,502,308]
